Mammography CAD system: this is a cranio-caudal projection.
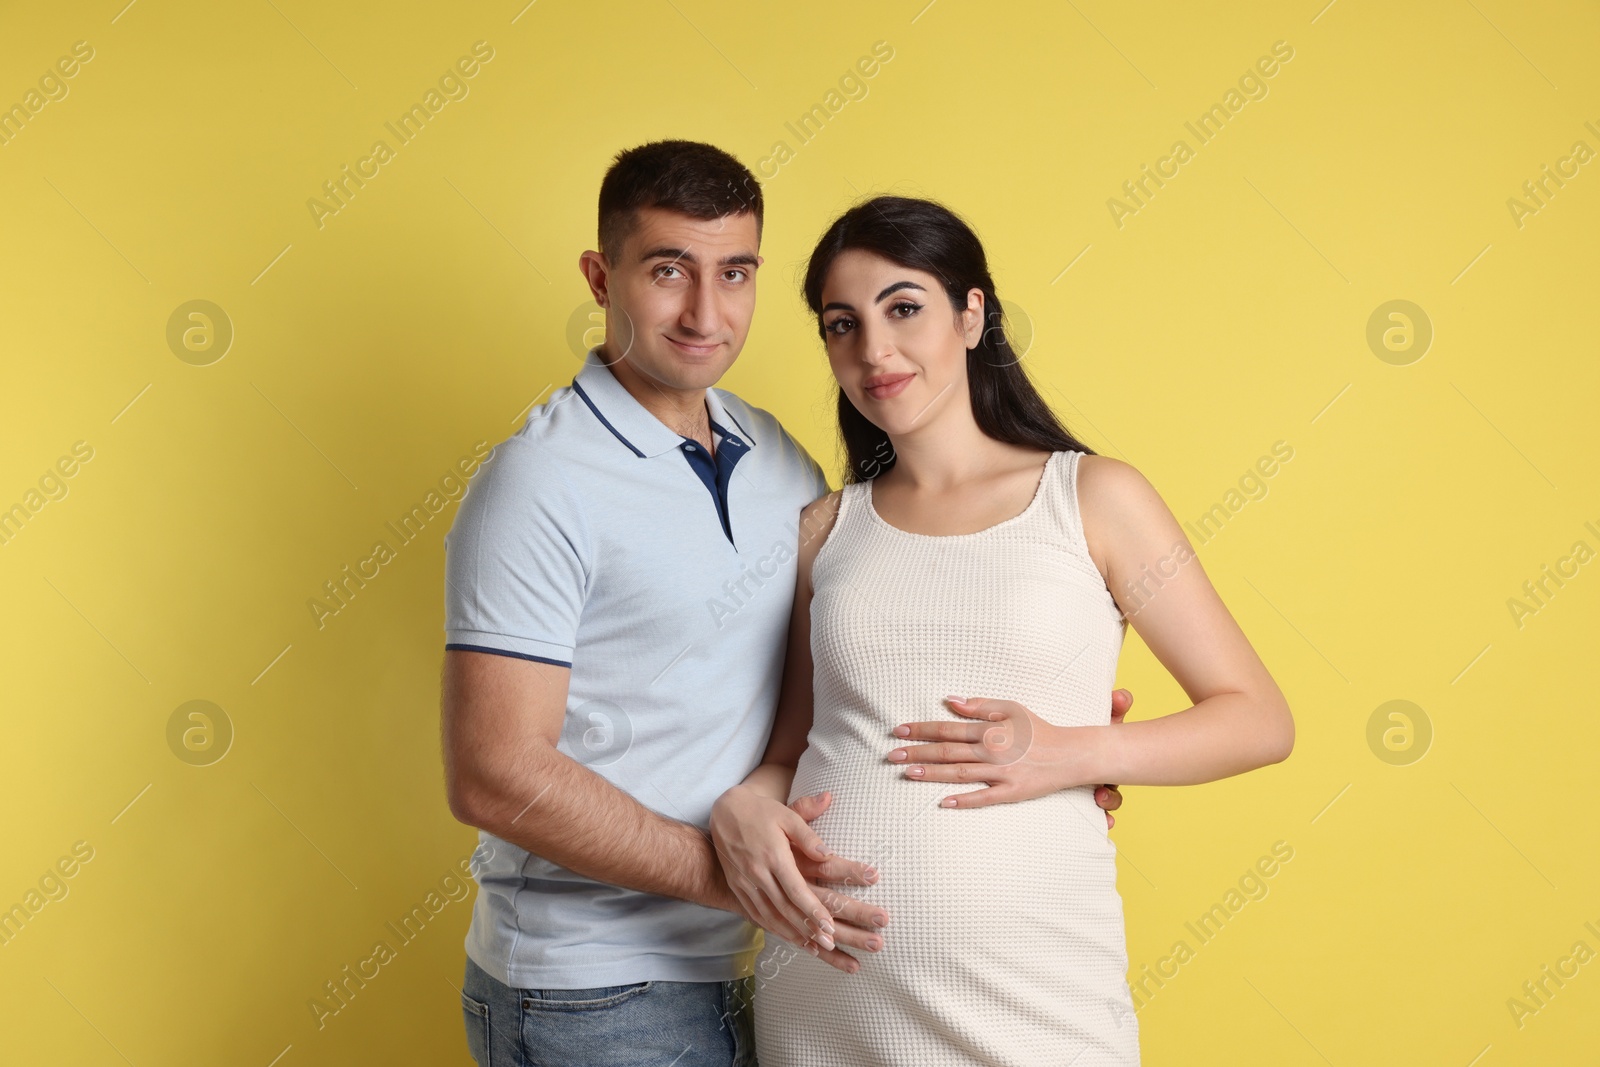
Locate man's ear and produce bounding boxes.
[962,288,985,350]
[578,249,611,307]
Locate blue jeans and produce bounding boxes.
[460,954,757,1066]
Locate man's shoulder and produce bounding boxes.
[456,385,604,516]
[519,379,603,446]
[487,383,605,467]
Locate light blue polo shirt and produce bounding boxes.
[444,350,830,988]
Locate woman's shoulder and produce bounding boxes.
[793,489,847,594]
[1072,451,1147,504]
[798,488,845,555]
[1073,451,1185,577]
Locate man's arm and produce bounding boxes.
[441,648,737,913]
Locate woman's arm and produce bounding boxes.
[710,491,888,971]
[1078,453,1294,784]
[725,490,837,799]
[726,490,833,801]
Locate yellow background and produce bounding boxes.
[2,0,1597,1063]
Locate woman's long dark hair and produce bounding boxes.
[802,195,1096,484]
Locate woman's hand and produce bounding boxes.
[709,785,889,973]
[887,690,1133,815]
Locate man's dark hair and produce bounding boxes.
[597,140,763,260]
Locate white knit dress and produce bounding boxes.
[753,450,1140,1066]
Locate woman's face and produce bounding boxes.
[818,249,984,436]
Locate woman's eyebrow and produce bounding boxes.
[822,280,926,313]
[874,280,924,303]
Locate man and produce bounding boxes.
[440,140,1129,1066]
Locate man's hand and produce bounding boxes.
[888,687,1134,821]
[710,786,888,974]
[1099,687,1131,827]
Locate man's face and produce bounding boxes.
[584,206,762,393]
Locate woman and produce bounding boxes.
[710,196,1294,1066]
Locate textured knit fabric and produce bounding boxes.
[754,450,1141,1066]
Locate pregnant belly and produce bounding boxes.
[787,746,1126,960]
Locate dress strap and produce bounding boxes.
[810,478,865,582]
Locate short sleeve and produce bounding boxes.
[443,439,590,668]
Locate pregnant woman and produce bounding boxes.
[710,195,1295,1066]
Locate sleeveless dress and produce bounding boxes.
[753,450,1141,1066]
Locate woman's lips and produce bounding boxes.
[864,374,913,400]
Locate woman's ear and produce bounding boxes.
[962,288,986,350]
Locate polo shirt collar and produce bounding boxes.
[571,349,757,458]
